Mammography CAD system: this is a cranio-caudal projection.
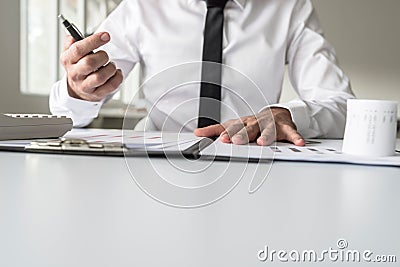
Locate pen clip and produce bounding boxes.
[71,23,85,39]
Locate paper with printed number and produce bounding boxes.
[199,138,400,167]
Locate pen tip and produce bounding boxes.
[58,14,65,21]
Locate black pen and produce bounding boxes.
[58,14,94,55]
[58,14,85,41]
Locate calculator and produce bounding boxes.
[0,114,73,141]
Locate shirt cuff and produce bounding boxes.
[51,76,103,127]
[260,100,310,134]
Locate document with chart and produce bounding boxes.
[199,138,400,167]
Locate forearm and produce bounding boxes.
[286,0,355,138]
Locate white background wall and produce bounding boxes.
[0,0,399,114]
[281,0,400,111]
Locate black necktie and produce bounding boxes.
[197,0,229,128]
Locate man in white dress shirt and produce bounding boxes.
[50,0,354,146]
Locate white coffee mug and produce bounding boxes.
[342,99,398,157]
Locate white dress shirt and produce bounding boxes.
[50,0,354,138]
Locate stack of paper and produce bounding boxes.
[63,129,203,152]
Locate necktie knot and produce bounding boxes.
[206,0,229,9]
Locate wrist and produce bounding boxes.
[267,107,292,119]
[66,82,83,100]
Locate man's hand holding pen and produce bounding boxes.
[60,32,123,102]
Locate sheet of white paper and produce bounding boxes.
[200,138,400,167]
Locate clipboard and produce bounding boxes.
[0,129,215,159]
[29,137,215,159]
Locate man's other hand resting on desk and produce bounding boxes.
[195,107,305,147]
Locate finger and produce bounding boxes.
[63,35,75,51]
[90,69,123,101]
[282,126,305,146]
[231,124,260,145]
[67,32,110,64]
[220,121,246,143]
[194,124,225,137]
[257,125,276,146]
[81,62,117,92]
[76,50,109,76]
[219,131,232,143]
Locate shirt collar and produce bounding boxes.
[188,0,246,10]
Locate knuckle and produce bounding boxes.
[93,87,109,100]
[98,50,109,62]
[60,52,69,66]
[78,81,90,93]
[109,75,122,89]
[81,56,96,67]
[248,118,260,127]
[246,124,258,133]
[262,125,275,135]
[237,128,247,136]
[70,43,84,58]
[110,62,117,72]
[105,63,117,74]
[244,115,255,122]
[116,72,124,84]
[80,78,95,91]
[93,72,106,84]
[233,122,245,129]
[225,124,236,132]
[68,69,80,82]
[222,120,234,128]
[230,119,240,125]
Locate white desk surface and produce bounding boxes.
[0,151,399,266]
